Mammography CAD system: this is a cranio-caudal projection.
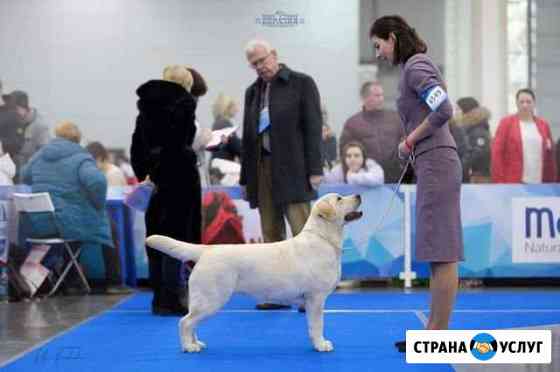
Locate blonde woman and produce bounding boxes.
[131,64,201,315]
[209,93,241,162]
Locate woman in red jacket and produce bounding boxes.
[491,88,556,183]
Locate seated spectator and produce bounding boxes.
[324,141,384,186]
[2,90,50,182]
[21,121,130,294]
[86,141,127,186]
[339,81,403,183]
[208,93,241,162]
[492,88,556,183]
[454,97,492,183]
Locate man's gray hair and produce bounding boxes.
[245,39,273,55]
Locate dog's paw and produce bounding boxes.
[182,340,206,353]
[314,339,334,352]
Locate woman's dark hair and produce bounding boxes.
[341,141,368,183]
[86,141,109,161]
[369,15,427,65]
[456,97,480,114]
[516,88,536,101]
[187,67,208,97]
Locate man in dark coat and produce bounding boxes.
[240,40,323,310]
[0,81,24,158]
[455,97,492,183]
[131,65,201,316]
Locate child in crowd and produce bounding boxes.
[324,141,384,186]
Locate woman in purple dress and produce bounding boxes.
[369,15,464,352]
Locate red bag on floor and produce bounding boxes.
[201,192,245,245]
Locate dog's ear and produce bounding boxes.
[316,200,336,221]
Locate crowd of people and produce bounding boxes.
[0,81,135,298]
[203,68,556,190]
[1,19,558,350]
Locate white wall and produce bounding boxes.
[536,0,560,138]
[0,0,360,151]
[3,1,543,152]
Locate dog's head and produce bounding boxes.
[313,193,362,225]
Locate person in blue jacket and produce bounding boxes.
[21,121,130,295]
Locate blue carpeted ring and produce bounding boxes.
[3,291,560,372]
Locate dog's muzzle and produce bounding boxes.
[344,211,363,222]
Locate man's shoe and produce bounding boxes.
[395,340,406,353]
[297,305,306,313]
[152,303,189,316]
[105,285,134,295]
[152,299,189,316]
[63,287,89,296]
[255,303,291,310]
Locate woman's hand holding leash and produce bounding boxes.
[398,137,414,160]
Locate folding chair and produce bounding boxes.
[12,192,90,296]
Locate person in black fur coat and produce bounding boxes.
[131,65,205,316]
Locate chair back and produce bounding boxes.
[12,193,55,213]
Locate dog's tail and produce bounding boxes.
[145,235,205,262]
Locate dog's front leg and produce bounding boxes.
[304,294,333,352]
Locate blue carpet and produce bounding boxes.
[3,291,560,372]
[448,312,560,330]
[114,290,560,311]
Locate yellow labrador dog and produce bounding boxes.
[146,193,362,353]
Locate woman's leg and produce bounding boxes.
[145,193,164,309]
[427,262,458,330]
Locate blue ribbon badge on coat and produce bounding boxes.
[258,107,271,134]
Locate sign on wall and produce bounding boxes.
[512,197,560,263]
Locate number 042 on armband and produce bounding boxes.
[421,86,447,111]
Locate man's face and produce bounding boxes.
[15,105,30,121]
[246,45,279,82]
[362,85,384,111]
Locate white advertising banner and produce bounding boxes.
[512,197,560,263]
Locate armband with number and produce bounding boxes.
[420,85,447,111]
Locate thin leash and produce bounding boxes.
[369,153,414,237]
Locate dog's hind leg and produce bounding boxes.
[179,309,208,353]
[304,293,333,352]
[179,285,235,353]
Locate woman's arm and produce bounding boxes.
[491,118,509,183]
[399,57,453,156]
[347,160,384,186]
